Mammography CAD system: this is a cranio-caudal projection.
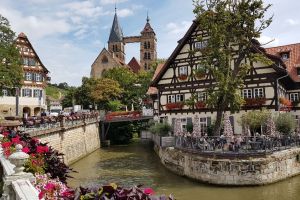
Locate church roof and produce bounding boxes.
[108,11,123,43]
[141,15,155,35]
[127,57,141,73]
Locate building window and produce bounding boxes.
[28,58,36,66]
[254,88,264,98]
[181,118,187,131]
[33,89,42,98]
[195,41,208,50]
[167,95,176,103]
[144,42,150,49]
[22,89,32,97]
[2,89,8,96]
[199,117,207,135]
[147,41,150,49]
[25,72,32,81]
[22,58,29,65]
[198,92,207,101]
[280,52,290,61]
[179,66,188,75]
[243,89,252,99]
[102,56,108,63]
[176,94,184,102]
[290,93,299,102]
[35,73,42,82]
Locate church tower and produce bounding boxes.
[108,7,125,63]
[140,14,157,71]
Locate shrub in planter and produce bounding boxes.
[165,102,184,110]
[275,113,296,135]
[149,122,171,136]
[193,67,206,79]
[178,74,188,81]
[195,101,206,109]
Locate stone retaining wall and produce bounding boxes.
[30,121,100,165]
[155,145,300,185]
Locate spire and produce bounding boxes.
[141,13,155,35]
[108,6,123,43]
[146,11,150,23]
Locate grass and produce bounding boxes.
[45,85,67,100]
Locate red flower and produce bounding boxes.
[12,136,21,144]
[36,146,49,154]
[4,149,11,157]
[144,188,155,195]
[22,147,30,153]
[2,132,9,137]
[38,191,44,199]
[2,141,12,148]
[62,190,74,197]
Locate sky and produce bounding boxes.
[0,0,299,86]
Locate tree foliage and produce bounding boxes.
[90,78,123,103]
[193,0,273,135]
[275,113,296,135]
[0,14,22,95]
[240,109,270,134]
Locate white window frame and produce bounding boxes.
[2,89,8,96]
[23,89,32,97]
[198,92,207,101]
[179,66,187,75]
[195,41,208,49]
[33,89,40,98]
[35,73,42,82]
[181,118,187,131]
[199,117,207,134]
[243,89,252,99]
[25,72,32,81]
[290,93,299,102]
[254,88,264,98]
[176,94,184,102]
[167,95,176,103]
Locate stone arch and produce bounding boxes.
[34,107,41,116]
[23,107,31,118]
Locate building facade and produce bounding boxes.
[90,9,157,78]
[150,21,300,134]
[0,32,49,118]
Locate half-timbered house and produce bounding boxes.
[150,21,300,134]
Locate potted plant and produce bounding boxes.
[178,74,188,81]
[195,101,206,109]
[165,102,184,110]
[279,97,292,107]
[193,67,206,79]
[244,97,266,106]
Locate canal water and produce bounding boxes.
[68,140,300,200]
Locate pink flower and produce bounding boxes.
[44,183,56,191]
[22,147,30,153]
[2,131,9,137]
[36,146,49,153]
[2,141,12,148]
[144,188,155,195]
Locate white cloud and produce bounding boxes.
[64,1,107,18]
[166,21,192,38]
[118,8,134,17]
[286,19,300,26]
[100,0,129,5]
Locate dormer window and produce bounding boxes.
[280,52,290,61]
[195,41,208,50]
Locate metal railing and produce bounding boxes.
[175,135,300,155]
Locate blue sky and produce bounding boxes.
[0,0,299,86]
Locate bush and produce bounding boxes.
[149,122,171,136]
[275,113,296,135]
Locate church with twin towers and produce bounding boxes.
[90,7,157,78]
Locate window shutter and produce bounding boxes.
[40,90,43,98]
[207,117,211,126]
[22,89,25,97]
[229,116,234,132]
[187,117,192,126]
[172,118,175,133]
[29,89,32,97]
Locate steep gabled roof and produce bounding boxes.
[108,12,123,43]
[127,57,141,73]
[17,32,49,73]
[141,15,155,35]
[151,21,286,87]
[266,43,300,82]
[91,48,125,67]
[147,63,165,95]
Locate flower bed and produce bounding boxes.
[244,97,266,106]
[0,129,174,200]
[105,111,141,121]
[165,102,184,110]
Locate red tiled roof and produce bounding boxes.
[127,57,141,73]
[266,43,300,82]
[147,63,164,95]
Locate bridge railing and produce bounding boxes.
[0,142,39,200]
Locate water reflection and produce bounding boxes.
[68,140,300,200]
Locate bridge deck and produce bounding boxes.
[103,116,153,123]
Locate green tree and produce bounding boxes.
[0,14,22,95]
[275,113,296,135]
[193,0,273,135]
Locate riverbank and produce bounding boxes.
[68,140,300,200]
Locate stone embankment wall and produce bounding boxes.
[29,121,100,165]
[155,145,300,185]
